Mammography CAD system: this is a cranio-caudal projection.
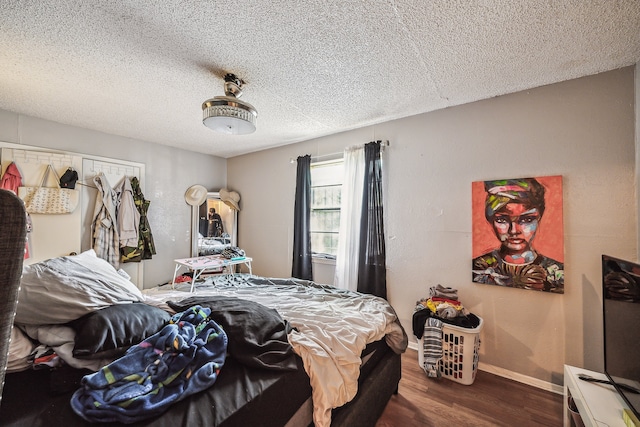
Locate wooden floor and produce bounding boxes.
[376,349,564,427]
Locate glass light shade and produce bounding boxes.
[202,96,257,135]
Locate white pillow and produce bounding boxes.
[15,250,143,325]
[7,326,35,373]
[68,250,143,299]
[22,324,113,371]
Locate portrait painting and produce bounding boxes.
[472,176,564,293]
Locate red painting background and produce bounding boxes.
[472,175,564,262]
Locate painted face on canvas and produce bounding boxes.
[491,203,540,254]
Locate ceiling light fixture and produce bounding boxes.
[202,73,257,135]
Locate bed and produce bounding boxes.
[0,248,407,427]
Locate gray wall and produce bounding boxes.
[0,66,634,388]
[0,109,227,288]
[637,63,640,254]
[228,67,637,387]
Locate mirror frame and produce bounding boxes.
[191,191,238,257]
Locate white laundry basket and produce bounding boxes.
[417,316,483,385]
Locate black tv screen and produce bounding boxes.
[602,255,640,419]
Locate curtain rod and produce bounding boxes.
[289,140,389,164]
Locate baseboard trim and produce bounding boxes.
[407,341,564,395]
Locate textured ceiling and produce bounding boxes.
[1,1,639,158]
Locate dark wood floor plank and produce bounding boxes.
[376,349,564,427]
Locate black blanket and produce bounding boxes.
[412,309,481,339]
[168,296,298,372]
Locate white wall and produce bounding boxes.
[0,109,227,288]
[228,67,637,386]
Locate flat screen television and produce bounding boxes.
[602,254,640,419]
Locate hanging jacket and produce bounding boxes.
[121,177,156,262]
[1,162,23,195]
[4,162,33,260]
[114,176,140,257]
[92,173,120,268]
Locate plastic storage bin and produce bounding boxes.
[418,316,483,385]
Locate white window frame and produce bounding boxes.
[310,158,344,260]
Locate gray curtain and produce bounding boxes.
[357,141,386,299]
[0,190,27,402]
[292,155,313,280]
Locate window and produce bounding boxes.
[310,159,343,258]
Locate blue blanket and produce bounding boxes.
[70,305,228,424]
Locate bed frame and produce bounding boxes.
[332,348,401,426]
[0,342,401,426]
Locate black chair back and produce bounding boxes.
[0,190,27,403]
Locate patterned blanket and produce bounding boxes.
[70,306,227,423]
